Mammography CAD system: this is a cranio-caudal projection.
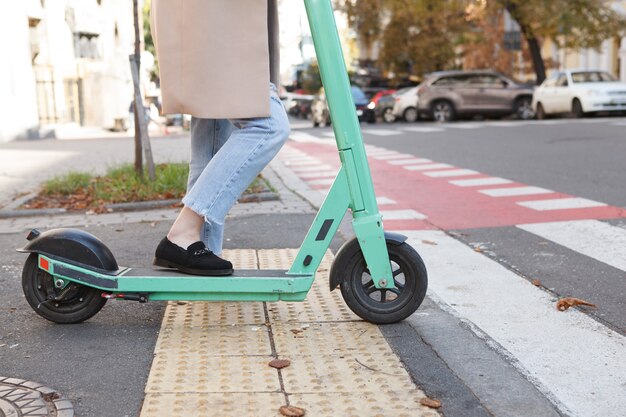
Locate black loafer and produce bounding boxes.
[153,237,233,276]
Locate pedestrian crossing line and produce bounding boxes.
[517,197,607,211]
[371,153,415,160]
[376,197,397,205]
[284,160,322,166]
[399,126,445,133]
[479,186,553,197]
[517,220,626,272]
[380,209,427,220]
[423,169,479,178]
[361,129,402,136]
[289,132,331,143]
[445,123,482,129]
[449,177,514,187]
[291,164,333,172]
[404,163,453,171]
[307,178,335,186]
[403,230,626,417]
[387,158,432,165]
[297,170,337,179]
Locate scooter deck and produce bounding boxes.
[40,255,315,302]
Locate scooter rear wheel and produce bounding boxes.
[22,253,107,324]
[333,238,427,324]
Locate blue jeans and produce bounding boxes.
[183,83,290,255]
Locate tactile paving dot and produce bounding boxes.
[154,323,272,356]
[162,300,266,327]
[259,249,360,323]
[281,353,414,393]
[223,248,258,269]
[272,322,394,356]
[288,392,441,417]
[139,392,286,417]
[146,354,279,393]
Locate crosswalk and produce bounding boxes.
[278,140,626,417]
[289,116,626,138]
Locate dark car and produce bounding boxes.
[363,89,396,123]
[417,70,535,122]
[311,86,369,127]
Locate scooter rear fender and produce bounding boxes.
[17,228,119,273]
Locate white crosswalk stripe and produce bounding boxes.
[361,129,402,136]
[291,164,333,172]
[376,196,397,205]
[450,177,513,187]
[404,163,453,171]
[479,186,553,197]
[371,153,415,160]
[518,220,626,272]
[423,169,479,177]
[387,158,432,165]
[380,209,427,220]
[517,197,607,211]
[402,230,626,417]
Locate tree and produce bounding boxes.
[498,0,626,84]
[342,0,471,82]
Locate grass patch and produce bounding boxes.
[25,163,272,212]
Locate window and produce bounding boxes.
[556,74,568,87]
[74,33,100,59]
[571,71,617,83]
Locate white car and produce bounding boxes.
[532,69,626,118]
[392,86,419,122]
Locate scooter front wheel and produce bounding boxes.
[333,238,427,324]
[22,253,107,324]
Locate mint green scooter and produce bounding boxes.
[18,0,427,325]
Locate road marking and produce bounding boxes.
[517,220,626,271]
[423,169,479,178]
[361,129,402,136]
[479,186,553,197]
[291,164,333,172]
[450,177,514,187]
[387,158,432,165]
[400,126,445,133]
[380,209,427,220]
[297,170,337,179]
[404,230,626,417]
[376,197,397,205]
[517,198,607,211]
[285,160,322,166]
[289,132,329,143]
[445,123,482,129]
[371,153,416,160]
[404,163,453,171]
[308,178,335,185]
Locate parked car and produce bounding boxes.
[363,89,396,123]
[417,70,535,122]
[374,93,397,123]
[281,92,314,118]
[392,86,420,122]
[532,69,626,119]
[311,85,369,127]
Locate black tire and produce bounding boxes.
[22,253,107,324]
[382,107,396,123]
[313,119,320,128]
[403,107,419,123]
[431,100,455,122]
[572,98,585,118]
[332,238,428,324]
[535,102,546,120]
[514,96,534,120]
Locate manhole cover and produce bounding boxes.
[0,377,74,417]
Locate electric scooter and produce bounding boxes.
[17,0,428,325]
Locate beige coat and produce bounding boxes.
[150,0,280,119]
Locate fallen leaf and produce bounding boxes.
[269,359,291,369]
[556,297,597,311]
[532,279,541,286]
[290,328,303,335]
[422,240,438,245]
[474,247,482,252]
[279,405,305,416]
[420,397,442,409]
[42,392,60,401]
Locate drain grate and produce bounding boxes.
[0,377,74,417]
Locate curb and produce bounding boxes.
[0,192,279,219]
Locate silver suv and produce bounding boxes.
[417,70,535,122]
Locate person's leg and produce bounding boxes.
[181,83,289,230]
[168,117,233,254]
[157,83,289,273]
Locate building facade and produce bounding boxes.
[0,0,140,143]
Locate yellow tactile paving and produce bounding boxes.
[139,249,441,417]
